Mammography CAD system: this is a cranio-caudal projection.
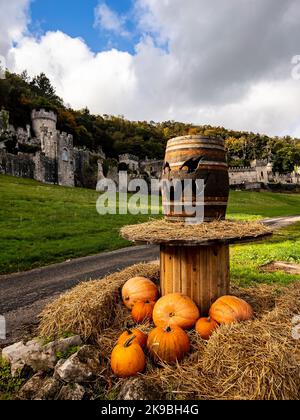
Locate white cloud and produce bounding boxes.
[94,2,129,37]
[8,31,137,115]
[0,0,31,57]
[3,0,300,137]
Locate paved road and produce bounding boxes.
[0,245,159,346]
[262,215,300,229]
[0,215,299,346]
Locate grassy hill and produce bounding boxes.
[0,175,300,275]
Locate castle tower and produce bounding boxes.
[31,109,58,159]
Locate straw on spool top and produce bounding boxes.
[120,219,272,245]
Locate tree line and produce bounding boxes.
[0,70,300,174]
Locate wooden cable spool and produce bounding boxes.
[121,135,272,314]
[160,243,230,313]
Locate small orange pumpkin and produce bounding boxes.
[209,295,254,325]
[122,277,159,310]
[147,325,190,364]
[195,317,219,340]
[132,300,155,323]
[153,293,200,330]
[111,336,146,378]
[118,328,148,349]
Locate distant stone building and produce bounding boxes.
[140,158,163,179]
[229,159,300,187]
[118,154,140,172]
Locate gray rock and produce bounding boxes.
[55,346,101,383]
[57,383,85,401]
[1,336,82,376]
[44,335,82,355]
[1,341,32,376]
[17,373,45,400]
[34,377,62,400]
[118,377,162,401]
[24,345,56,373]
[53,359,65,379]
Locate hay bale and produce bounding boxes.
[147,282,300,400]
[38,261,300,400]
[38,263,160,341]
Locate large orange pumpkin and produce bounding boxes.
[118,328,148,349]
[111,336,146,378]
[132,300,155,323]
[122,277,159,310]
[153,293,200,330]
[209,295,254,325]
[195,317,219,340]
[147,325,190,364]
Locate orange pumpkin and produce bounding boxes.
[132,300,155,323]
[195,317,219,340]
[111,336,146,378]
[209,295,254,325]
[153,293,200,330]
[118,328,148,349]
[147,325,190,364]
[122,277,159,310]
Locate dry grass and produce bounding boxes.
[38,263,160,340]
[121,219,272,244]
[38,263,300,400]
[146,282,300,400]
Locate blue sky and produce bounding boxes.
[29,0,138,53]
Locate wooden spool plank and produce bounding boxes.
[160,244,230,315]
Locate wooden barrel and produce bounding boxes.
[162,135,229,222]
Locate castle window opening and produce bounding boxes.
[62,148,69,162]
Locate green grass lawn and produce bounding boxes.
[231,222,300,287]
[0,174,300,275]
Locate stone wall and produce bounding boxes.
[33,153,57,184]
[229,167,257,185]
[140,159,163,178]
[0,150,35,179]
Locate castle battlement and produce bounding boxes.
[31,109,57,123]
[119,153,139,162]
[229,167,255,172]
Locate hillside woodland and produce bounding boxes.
[1,70,300,173]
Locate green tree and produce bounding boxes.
[30,73,62,106]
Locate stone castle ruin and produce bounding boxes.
[0,108,299,190]
[229,159,300,189]
[0,109,105,188]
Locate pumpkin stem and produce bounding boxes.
[124,321,132,333]
[124,335,136,348]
